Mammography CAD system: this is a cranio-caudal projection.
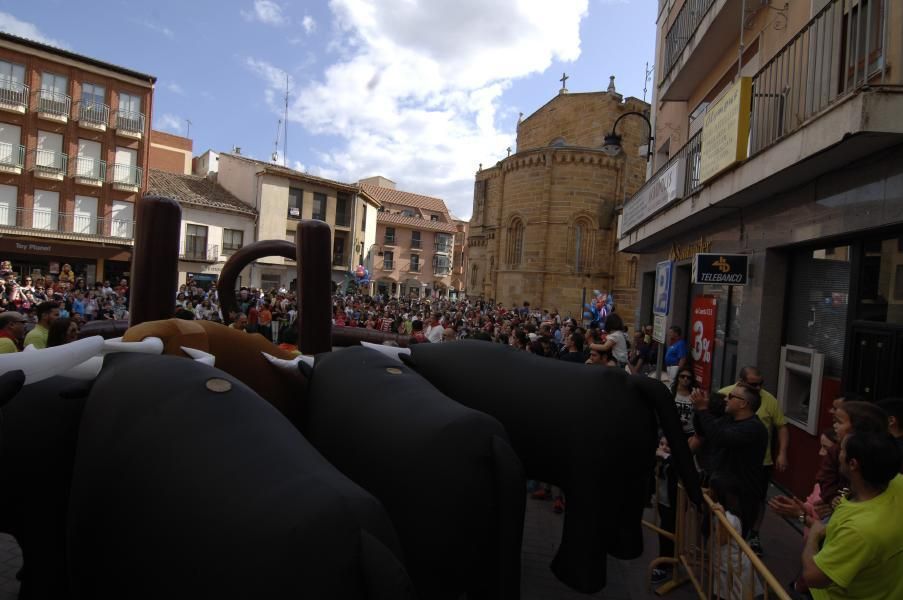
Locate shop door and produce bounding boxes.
[846,236,903,400]
[848,323,902,401]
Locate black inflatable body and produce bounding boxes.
[402,340,702,593]
[1,354,414,599]
[305,346,525,599]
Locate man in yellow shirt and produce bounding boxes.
[23,301,60,350]
[718,366,789,555]
[803,431,903,599]
[0,311,27,353]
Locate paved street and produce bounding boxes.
[0,485,802,599]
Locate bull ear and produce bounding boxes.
[0,369,25,408]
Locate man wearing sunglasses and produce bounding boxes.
[692,383,768,539]
[719,366,789,556]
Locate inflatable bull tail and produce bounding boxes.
[633,374,703,505]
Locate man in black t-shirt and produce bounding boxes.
[692,383,767,537]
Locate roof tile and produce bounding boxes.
[377,211,457,234]
[147,170,256,216]
[361,184,449,214]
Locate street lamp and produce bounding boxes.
[601,111,654,160]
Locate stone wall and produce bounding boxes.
[467,89,648,329]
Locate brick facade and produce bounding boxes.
[0,33,154,282]
[467,90,648,329]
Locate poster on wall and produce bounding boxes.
[691,295,718,394]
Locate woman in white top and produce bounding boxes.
[589,313,629,367]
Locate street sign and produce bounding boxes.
[692,253,749,285]
[654,260,673,315]
[653,314,667,344]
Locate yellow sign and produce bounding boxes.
[669,236,712,262]
[698,77,752,184]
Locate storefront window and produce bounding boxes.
[856,237,903,326]
[785,246,851,377]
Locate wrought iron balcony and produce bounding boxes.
[0,142,24,173]
[0,207,135,240]
[73,157,106,186]
[77,101,109,130]
[0,80,28,113]
[30,149,68,181]
[179,242,219,262]
[115,109,145,137]
[111,163,142,191]
[661,0,718,81]
[34,89,71,121]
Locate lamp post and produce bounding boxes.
[601,111,654,160]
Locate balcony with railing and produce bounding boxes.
[73,157,106,186]
[658,0,743,101]
[383,234,396,245]
[34,89,71,123]
[114,109,145,139]
[0,142,24,174]
[111,163,142,192]
[0,207,136,241]
[179,242,219,262]
[0,80,28,113]
[410,239,422,249]
[434,241,453,254]
[77,101,110,131]
[620,0,899,251]
[30,149,68,181]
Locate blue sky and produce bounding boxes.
[1,0,656,218]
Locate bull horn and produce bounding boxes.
[103,337,164,355]
[262,352,313,375]
[180,346,216,367]
[61,355,105,381]
[360,341,410,364]
[0,336,105,385]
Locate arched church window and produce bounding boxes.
[571,217,594,272]
[506,218,525,267]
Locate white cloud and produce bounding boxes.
[241,0,286,26]
[156,113,183,134]
[248,0,589,218]
[141,21,175,38]
[302,15,316,34]
[165,82,184,95]
[0,12,69,48]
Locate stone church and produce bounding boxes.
[466,79,649,326]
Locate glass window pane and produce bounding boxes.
[857,238,903,325]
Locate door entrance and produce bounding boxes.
[848,322,903,401]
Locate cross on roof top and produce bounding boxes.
[560,72,569,90]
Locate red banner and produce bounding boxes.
[691,296,717,394]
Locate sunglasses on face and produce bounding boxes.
[678,374,692,380]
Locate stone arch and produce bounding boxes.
[505,216,525,268]
[566,212,597,272]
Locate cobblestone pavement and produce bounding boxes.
[0,487,802,600]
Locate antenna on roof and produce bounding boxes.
[272,118,282,163]
[282,72,289,168]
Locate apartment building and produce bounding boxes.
[0,32,153,285]
[214,152,379,290]
[360,176,457,299]
[619,0,903,496]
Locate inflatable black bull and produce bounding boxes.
[0,353,414,600]
[304,346,525,600]
[399,340,702,594]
